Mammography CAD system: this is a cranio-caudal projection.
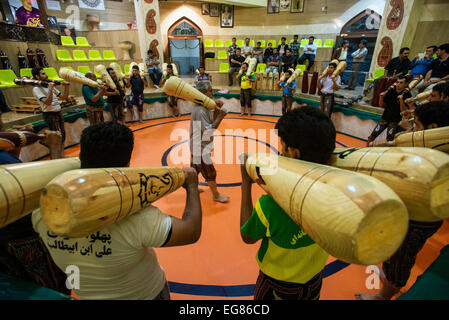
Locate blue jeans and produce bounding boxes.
[298,54,315,71]
[148,68,162,86]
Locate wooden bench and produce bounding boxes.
[12,104,41,114]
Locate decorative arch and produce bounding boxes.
[340,9,382,38]
[168,17,203,39]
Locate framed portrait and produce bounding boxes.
[280,0,291,12]
[290,0,305,13]
[267,0,280,14]
[210,3,219,17]
[201,3,210,15]
[220,4,233,28]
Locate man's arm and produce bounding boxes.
[61,83,70,100]
[163,167,202,247]
[240,154,257,244]
[89,86,107,102]
[211,101,227,129]
[332,76,340,91]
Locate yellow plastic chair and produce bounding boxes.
[124,64,130,75]
[0,69,19,88]
[73,49,89,62]
[219,63,229,74]
[225,40,233,48]
[20,68,32,78]
[256,63,267,73]
[215,40,224,48]
[77,66,92,75]
[366,68,385,83]
[217,50,228,60]
[44,67,65,81]
[61,36,76,47]
[300,39,308,48]
[314,39,323,48]
[204,40,214,48]
[56,49,74,62]
[76,37,92,48]
[236,39,244,47]
[249,40,255,47]
[88,50,103,61]
[103,50,118,61]
[323,39,335,48]
[296,64,306,74]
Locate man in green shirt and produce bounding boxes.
[82,72,107,125]
[239,106,336,300]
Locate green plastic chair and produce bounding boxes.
[112,64,124,74]
[77,66,92,75]
[205,50,215,60]
[366,68,385,83]
[44,67,65,82]
[73,49,89,62]
[103,50,118,61]
[61,36,76,47]
[204,40,214,48]
[296,64,306,74]
[20,68,32,78]
[124,64,130,75]
[215,40,224,48]
[56,49,74,62]
[0,69,19,88]
[267,40,277,48]
[300,39,308,48]
[249,40,255,47]
[219,63,229,74]
[225,40,233,48]
[257,40,266,48]
[76,37,91,48]
[256,63,267,73]
[314,39,323,48]
[217,50,228,60]
[88,50,103,61]
[94,69,102,79]
[323,39,335,48]
[236,39,244,47]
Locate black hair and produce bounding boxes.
[294,35,298,38]
[443,82,449,98]
[32,66,43,79]
[236,48,241,51]
[286,70,293,75]
[281,37,286,41]
[147,49,153,55]
[427,45,438,52]
[438,43,449,54]
[132,65,139,70]
[309,36,315,40]
[432,82,446,97]
[106,67,113,73]
[328,62,337,68]
[275,106,336,164]
[257,41,261,45]
[415,101,449,128]
[79,122,134,169]
[242,62,249,67]
[399,47,410,54]
[167,64,173,69]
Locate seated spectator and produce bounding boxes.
[145,50,162,89]
[228,48,245,87]
[412,43,449,96]
[264,42,274,64]
[289,35,301,68]
[280,49,295,73]
[227,37,239,62]
[413,101,449,131]
[241,38,253,58]
[298,36,318,72]
[253,42,264,64]
[194,66,212,86]
[266,48,281,75]
[409,46,437,79]
[278,37,289,57]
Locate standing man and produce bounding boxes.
[332,40,349,62]
[366,76,411,145]
[145,49,163,89]
[82,72,107,126]
[125,65,148,124]
[190,80,229,203]
[241,38,254,58]
[317,62,341,117]
[277,37,289,57]
[298,36,318,72]
[160,64,180,118]
[106,68,126,125]
[347,39,368,90]
[289,35,301,68]
[228,48,245,87]
[253,42,264,64]
[238,62,256,117]
[239,107,335,300]
[227,37,239,62]
[31,66,70,157]
[263,42,274,64]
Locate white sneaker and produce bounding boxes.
[154,85,160,89]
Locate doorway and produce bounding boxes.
[169,39,200,76]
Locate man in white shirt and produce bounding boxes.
[347,39,368,90]
[31,67,70,158]
[32,122,202,300]
[241,37,253,58]
[298,36,318,72]
[318,62,341,116]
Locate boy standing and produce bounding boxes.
[125,65,148,124]
[317,62,341,117]
[279,70,296,115]
[238,62,256,117]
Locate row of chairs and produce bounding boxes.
[56,49,118,62]
[218,63,307,74]
[61,36,92,48]
[205,39,335,49]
